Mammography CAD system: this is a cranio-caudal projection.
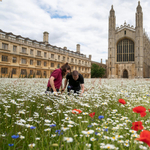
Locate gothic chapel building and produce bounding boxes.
[108,1,150,78]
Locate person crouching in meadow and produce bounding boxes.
[46,63,71,94]
[62,70,84,96]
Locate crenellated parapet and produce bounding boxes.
[116,22,135,32]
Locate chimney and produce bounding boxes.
[89,55,92,60]
[106,59,108,66]
[101,59,102,64]
[76,44,80,53]
[64,46,67,50]
[43,31,49,44]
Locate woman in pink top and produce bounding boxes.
[47,63,71,93]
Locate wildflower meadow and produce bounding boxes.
[1,78,150,150]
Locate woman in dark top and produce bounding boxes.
[47,63,71,93]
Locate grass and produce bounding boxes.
[0,78,150,149]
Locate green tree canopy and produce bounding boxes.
[91,63,105,78]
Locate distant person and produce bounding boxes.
[47,63,71,94]
[62,70,84,96]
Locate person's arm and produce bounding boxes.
[80,84,84,96]
[61,83,63,90]
[50,76,57,92]
[64,78,68,89]
[61,78,68,92]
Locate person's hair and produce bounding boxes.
[61,63,71,77]
[72,70,79,76]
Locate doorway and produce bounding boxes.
[123,69,128,78]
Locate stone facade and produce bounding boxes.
[108,1,150,78]
[0,30,91,78]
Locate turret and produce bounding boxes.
[108,5,116,78]
[135,1,143,78]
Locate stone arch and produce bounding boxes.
[122,69,128,78]
[116,37,135,45]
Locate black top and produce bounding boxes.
[66,73,84,88]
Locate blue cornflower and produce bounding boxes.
[11,135,19,139]
[95,132,98,135]
[104,128,108,132]
[88,125,93,128]
[30,126,36,129]
[50,124,56,127]
[98,115,104,119]
[55,130,61,133]
[8,144,14,146]
[55,130,63,136]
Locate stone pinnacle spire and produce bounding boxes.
[110,5,115,17]
[137,1,142,12]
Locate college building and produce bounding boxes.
[0,30,91,78]
[108,1,150,78]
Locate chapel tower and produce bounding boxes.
[108,5,116,78]
[135,1,143,78]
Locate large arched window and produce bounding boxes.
[117,39,134,62]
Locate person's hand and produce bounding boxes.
[79,93,83,97]
[53,91,58,96]
[61,88,65,94]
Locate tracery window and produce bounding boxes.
[117,39,134,62]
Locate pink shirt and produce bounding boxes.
[47,68,62,89]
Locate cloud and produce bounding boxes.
[0,0,150,63]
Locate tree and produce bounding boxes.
[91,63,105,78]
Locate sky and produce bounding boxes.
[0,0,150,64]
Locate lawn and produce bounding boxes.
[0,78,150,150]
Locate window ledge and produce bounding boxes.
[19,63,28,66]
[0,49,11,52]
[116,61,135,64]
[36,55,42,57]
[35,66,42,68]
[20,52,28,55]
[0,61,10,64]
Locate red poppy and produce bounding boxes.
[148,109,150,112]
[89,112,95,118]
[72,109,82,114]
[118,99,126,105]
[131,121,144,131]
[133,106,146,117]
[135,130,150,147]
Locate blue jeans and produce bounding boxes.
[67,85,80,94]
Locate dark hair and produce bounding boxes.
[61,63,71,76]
[72,70,79,76]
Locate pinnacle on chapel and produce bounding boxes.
[137,1,142,12]
[110,5,114,12]
[124,21,126,26]
[110,5,115,17]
